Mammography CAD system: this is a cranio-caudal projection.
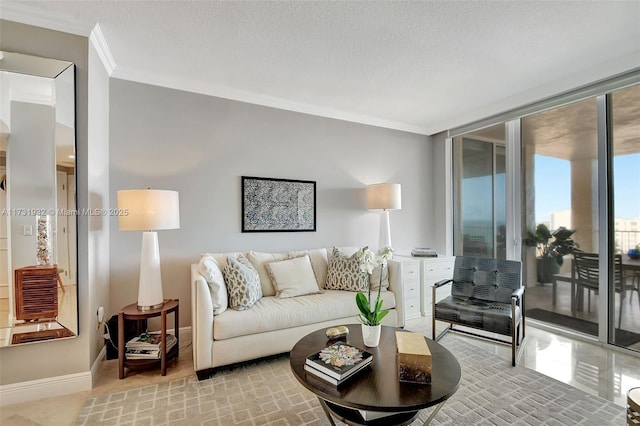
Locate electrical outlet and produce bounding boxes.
[96,306,105,330]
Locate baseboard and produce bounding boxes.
[91,344,107,386]
[0,371,92,407]
[0,326,192,407]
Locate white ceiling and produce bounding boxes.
[2,1,639,135]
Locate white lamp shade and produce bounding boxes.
[117,189,180,231]
[367,183,401,210]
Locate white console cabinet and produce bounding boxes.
[420,257,455,316]
[393,257,422,320]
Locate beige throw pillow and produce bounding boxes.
[266,255,322,298]
[325,247,369,292]
[223,254,262,310]
[287,248,328,288]
[370,265,389,291]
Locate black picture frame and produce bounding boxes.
[241,176,316,232]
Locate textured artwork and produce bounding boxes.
[242,176,316,232]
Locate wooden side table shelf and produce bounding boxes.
[118,299,179,379]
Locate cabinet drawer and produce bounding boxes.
[403,262,420,280]
[405,299,420,319]
[422,258,455,275]
[404,282,419,299]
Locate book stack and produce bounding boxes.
[304,342,373,385]
[125,332,177,359]
[411,248,438,257]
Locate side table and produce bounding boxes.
[629,387,640,425]
[118,299,179,379]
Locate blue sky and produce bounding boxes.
[535,153,640,222]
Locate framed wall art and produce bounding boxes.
[242,176,316,232]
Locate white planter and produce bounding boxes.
[361,324,382,347]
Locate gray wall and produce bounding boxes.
[109,79,435,327]
[0,20,92,386]
[87,36,111,372]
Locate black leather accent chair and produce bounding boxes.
[432,256,525,366]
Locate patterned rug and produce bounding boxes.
[76,334,625,425]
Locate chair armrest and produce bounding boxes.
[434,278,453,288]
[511,287,525,300]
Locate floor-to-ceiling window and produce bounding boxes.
[611,84,640,351]
[449,80,640,353]
[452,123,506,259]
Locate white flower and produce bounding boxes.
[357,246,393,275]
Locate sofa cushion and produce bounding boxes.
[223,254,262,311]
[246,251,289,297]
[267,255,322,298]
[325,247,369,291]
[213,290,396,340]
[198,254,227,315]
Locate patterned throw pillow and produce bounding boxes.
[223,254,262,310]
[325,247,369,292]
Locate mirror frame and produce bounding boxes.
[0,51,78,347]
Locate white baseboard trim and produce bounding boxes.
[91,344,107,386]
[0,371,92,407]
[1,326,193,407]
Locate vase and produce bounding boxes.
[361,324,381,347]
[536,257,560,284]
[35,215,53,266]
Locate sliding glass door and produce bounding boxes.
[611,85,640,351]
[521,98,599,336]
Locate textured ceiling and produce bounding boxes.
[2,1,639,135]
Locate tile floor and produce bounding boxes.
[2,320,640,426]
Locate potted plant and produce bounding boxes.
[355,246,393,347]
[525,223,579,284]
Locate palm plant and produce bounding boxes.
[527,223,578,266]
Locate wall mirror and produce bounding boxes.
[0,51,77,347]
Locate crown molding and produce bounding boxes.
[112,66,430,136]
[89,23,116,76]
[2,3,429,135]
[0,2,92,36]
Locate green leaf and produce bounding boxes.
[356,292,371,316]
[376,310,389,323]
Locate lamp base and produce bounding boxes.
[136,301,165,311]
[379,210,392,251]
[137,231,165,311]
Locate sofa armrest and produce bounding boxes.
[386,259,405,327]
[191,263,214,372]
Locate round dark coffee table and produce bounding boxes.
[290,324,461,425]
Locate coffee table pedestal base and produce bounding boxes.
[320,398,447,426]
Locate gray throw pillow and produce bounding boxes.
[223,254,262,310]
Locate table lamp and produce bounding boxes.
[367,183,401,251]
[117,189,180,310]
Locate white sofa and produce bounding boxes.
[190,247,406,379]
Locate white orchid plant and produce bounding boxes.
[355,246,393,326]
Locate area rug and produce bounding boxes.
[76,334,625,425]
[526,308,640,347]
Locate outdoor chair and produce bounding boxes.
[432,256,524,366]
[573,252,626,329]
